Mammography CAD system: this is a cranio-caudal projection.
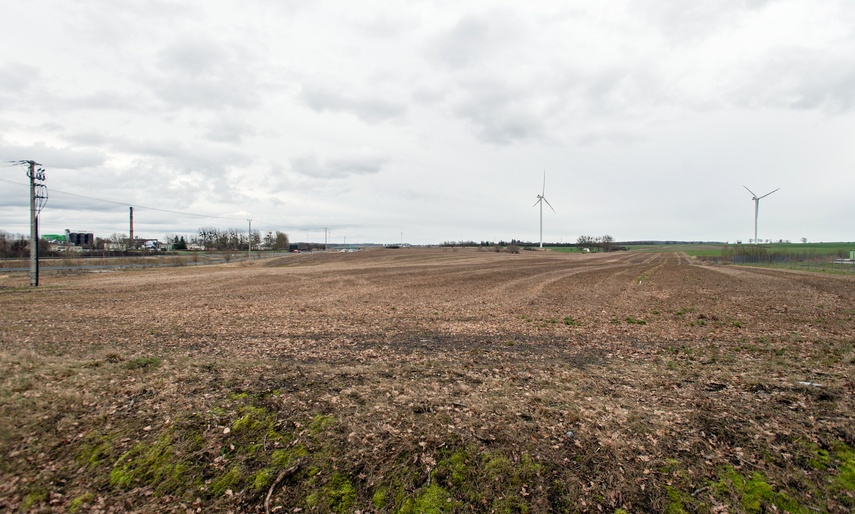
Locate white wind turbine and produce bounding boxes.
[743,185,779,244]
[533,171,555,248]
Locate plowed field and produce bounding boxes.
[1,248,853,512]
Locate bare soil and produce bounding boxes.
[1,248,853,513]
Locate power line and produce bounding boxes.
[0,177,248,222]
[1,174,294,236]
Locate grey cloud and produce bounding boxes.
[64,131,112,146]
[38,122,64,132]
[736,46,855,111]
[299,81,406,123]
[157,35,228,76]
[351,13,410,38]
[0,196,28,210]
[0,63,41,93]
[411,86,448,105]
[575,128,643,146]
[265,162,291,192]
[151,35,260,110]
[425,12,520,70]
[72,90,149,111]
[203,116,257,144]
[451,81,544,145]
[154,79,259,110]
[45,195,127,215]
[427,16,490,69]
[632,0,772,43]
[68,1,198,45]
[0,140,105,169]
[290,151,386,179]
[118,138,252,175]
[447,66,661,145]
[457,106,542,145]
[574,66,671,116]
[37,90,153,114]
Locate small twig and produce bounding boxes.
[265,459,304,514]
[691,486,709,497]
[425,464,435,487]
[738,457,761,469]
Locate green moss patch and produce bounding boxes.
[109,431,192,495]
[22,486,49,510]
[716,466,807,514]
[399,483,456,514]
[68,492,94,513]
[305,472,356,513]
[123,356,161,370]
[376,446,544,514]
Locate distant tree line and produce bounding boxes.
[440,239,551,248]
[194,227,289,251]
[0,230,52,258]
[576,235,627,252]
[1,227,290,257]
[438,236,628,252]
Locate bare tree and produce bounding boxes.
[110,233,129,250]
[602,235,615,252]
[576,235,593,247]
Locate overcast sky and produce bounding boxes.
[2,0,854,245]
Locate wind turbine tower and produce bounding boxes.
[533,171,555,248]
[743,185,779,244]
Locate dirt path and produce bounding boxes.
[1,248,853,513]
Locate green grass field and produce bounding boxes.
[549,243,855,259]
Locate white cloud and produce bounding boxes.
[298,79,407,123]
[291,149,387,179]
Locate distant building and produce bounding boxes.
[42,234,67,243]
[65,229,94,247]
[131,238,161,250]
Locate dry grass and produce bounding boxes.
[0,248,853,513]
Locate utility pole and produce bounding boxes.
[28,161,38,286]
[324,228,328,251]
[248,219,252,261]
[23,161,47,287]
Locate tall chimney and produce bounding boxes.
[129,206,134,250]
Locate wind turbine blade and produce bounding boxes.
[758,188,780,199]
[542,171,546,196]
[743,185,757,197]
[542,197,555,213]
[533,198,541,208]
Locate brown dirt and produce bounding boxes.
[1,247,853,513]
